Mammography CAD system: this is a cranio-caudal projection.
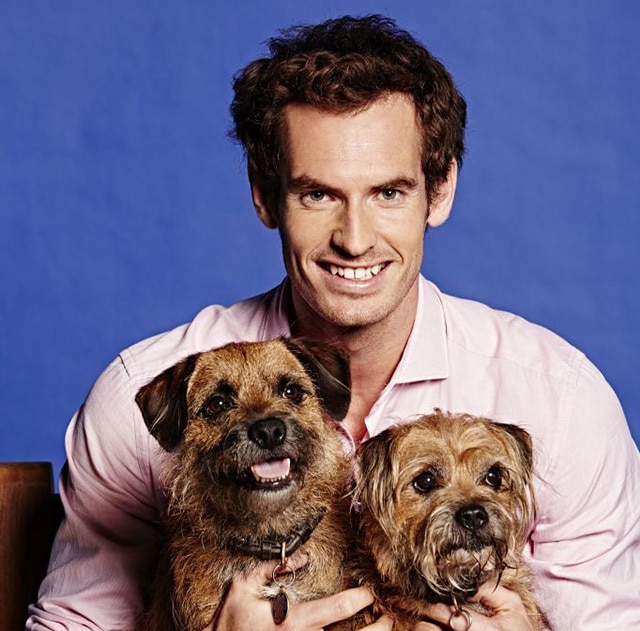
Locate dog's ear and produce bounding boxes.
[355,429,399,540]
[498,422,534,477]
[283,338,351,421]
[135,355,197,451]
[494,421,536,531]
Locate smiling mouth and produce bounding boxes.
[328,263,385,280]
[249,457,294,490]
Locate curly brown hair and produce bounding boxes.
[230,14,466,212]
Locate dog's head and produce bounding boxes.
[355,410,535,602]
[136,338,351,534]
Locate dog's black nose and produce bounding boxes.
[248,418,287,449]
[456,504,489,532]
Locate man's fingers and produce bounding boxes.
[291,587,374,628]
[222,570,372,630]
[468,583,533,628]
[469,583,520,611]
[414,585,534,631]
[413,602,458,627]
[412,623,443,631]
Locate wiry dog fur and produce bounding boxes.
[353,411,545,630]
[135,338,354,631]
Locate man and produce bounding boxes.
[28,15,639,631]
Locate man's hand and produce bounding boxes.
[412,583,535,631]
[209,554,392,631]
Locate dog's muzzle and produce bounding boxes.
[227,417,297,491]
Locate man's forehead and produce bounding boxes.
[279,95,423,182]
[280,93,419,131]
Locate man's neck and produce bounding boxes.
[338,328,410,443]
[287,285,419,443]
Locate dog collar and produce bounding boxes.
[226,509,326,561]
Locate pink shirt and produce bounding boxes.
[28,277,640,630]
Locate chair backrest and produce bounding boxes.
[0,462,64,631]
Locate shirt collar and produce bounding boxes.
[390,275,450,384]
[260,279,294,340]
[260,276,449,384]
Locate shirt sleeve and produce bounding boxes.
[527,357,640,630]
[26,355,164,630]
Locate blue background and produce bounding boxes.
[2,1,639,479]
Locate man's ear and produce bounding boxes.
[250,175,279,229]
[427,159,458,228]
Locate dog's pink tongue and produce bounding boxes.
[252,458,291,480]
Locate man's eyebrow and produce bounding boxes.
[285,175,337,194]
[375,176,420,191]
[285,175,420,193]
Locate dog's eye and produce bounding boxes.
[202,395,234,418]
[281,382,305,404]
[484,465,503,490]
[412,470,439,494]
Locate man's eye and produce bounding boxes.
[381,188,399,200]
[305,190,326,202]
[202,395,234,418]
[281,382,305,404]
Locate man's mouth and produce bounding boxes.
[249,457,293,490]
[328,263,385,280]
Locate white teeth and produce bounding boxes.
[253,473,289,483]
[251,458,291,483]
[329,264,383,280]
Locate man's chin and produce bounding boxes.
[301,297,394,330]
[289,273,417,332]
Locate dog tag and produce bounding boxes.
[271,591,289,625]
[271,541,294,625]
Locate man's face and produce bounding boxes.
[254,94,454,332]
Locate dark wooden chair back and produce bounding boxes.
[0,462,63,630]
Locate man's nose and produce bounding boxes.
[330,203,377,256]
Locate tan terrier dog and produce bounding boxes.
[353,411,545,630]
[135,338,354,631]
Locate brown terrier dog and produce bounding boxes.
[353,411,545,630]
[135,338,354,631]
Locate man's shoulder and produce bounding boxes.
[113,285,288,389]
[434,285,586,381]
